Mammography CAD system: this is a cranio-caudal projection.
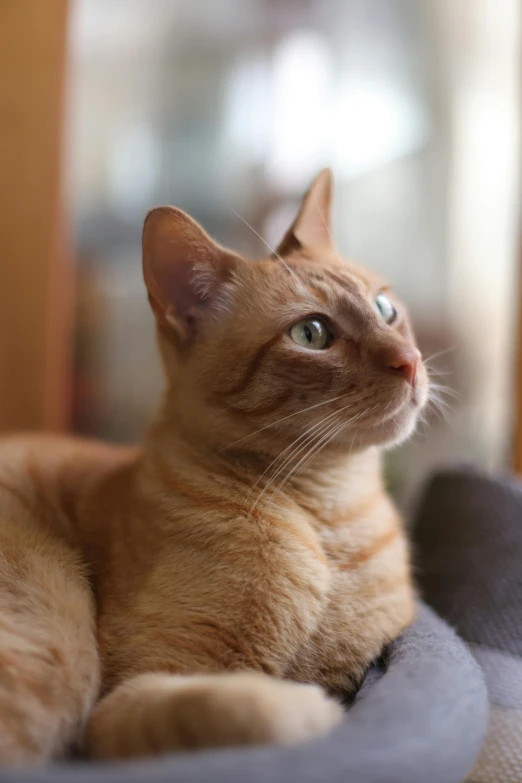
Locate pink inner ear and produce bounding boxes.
[277,169,334,257]
[149,236,204,319]
[143,207,237,327]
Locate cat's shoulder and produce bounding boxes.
[0,432,138,465]
[0,434,141,540]
[0,433,140,503]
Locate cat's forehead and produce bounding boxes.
[233,258,393,336]
[255,255,388,304]
[304,259,385,294]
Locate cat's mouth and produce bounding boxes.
[348,380,429,447]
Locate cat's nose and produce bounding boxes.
[385,346,420,386]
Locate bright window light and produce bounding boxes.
[333,79,429,179]
[223,54,271,164]
[267,31,333,189]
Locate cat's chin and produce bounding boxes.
[347,399,423,451]
[371,380,429,449]
[378,408,420,449]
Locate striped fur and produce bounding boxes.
[0,170,427,763]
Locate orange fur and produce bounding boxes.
[0,170,427,764]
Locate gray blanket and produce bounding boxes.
[0,603,488,783]
[415,469,522,783]
[5,466,516,783]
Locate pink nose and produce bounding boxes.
[385,346,420,386]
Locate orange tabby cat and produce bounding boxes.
[0,169,427,765]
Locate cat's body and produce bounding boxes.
[0,170,426,764]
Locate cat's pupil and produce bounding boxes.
[288,317,331,350]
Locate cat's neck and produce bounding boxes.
[142,412,385,527]
[259,446,385,527]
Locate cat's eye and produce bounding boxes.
[289,318,332,350]
[375,292,397,325]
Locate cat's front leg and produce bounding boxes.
[85,671,343,760]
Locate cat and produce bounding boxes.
[0,169,428,764]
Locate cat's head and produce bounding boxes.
[143,169,428,457]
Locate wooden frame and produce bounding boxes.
[0,0,71,432]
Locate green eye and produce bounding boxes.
[289,318,332,350]
[375,292,397,324]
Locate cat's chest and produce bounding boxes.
[103,507,334,675]
[286,515,413,692]
[101,502,408,684]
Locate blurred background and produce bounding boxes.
[0,0,520,509]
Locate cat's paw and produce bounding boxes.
[86,671,343,760]
[196,672,344,747]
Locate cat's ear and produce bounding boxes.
[142,207,237,338]
[277,168,333,256]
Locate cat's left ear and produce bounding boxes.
[277,168,334,256]
[142,206,238,340]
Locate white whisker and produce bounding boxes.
[246,412,342,513]
[249,407,347,513]
[247,390,375,514]
[423,346,457,364]
[425,366,453,377]
[429,383,460,401]
[220,390,358,452]
[230,208,307,294]
[271,404,378,503]
[426,394,455,426]
[251,400,363,513]
[269,414,349,504]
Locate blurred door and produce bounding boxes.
[0,0,71,432]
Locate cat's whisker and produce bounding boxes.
[246,407,348,513]
[429,390,453,406]
[271,406,375,503]
[250,403,358,513]
[248,390,376,513]
[428,391,452,409]
[428,396,456,419]
[347,405,381,457]
[426,402,444,425]
[429,383,460,401]
[348,405,382,459]
[430,405,452,428]
[413,411,430,438]
[426,395,454,426]
[267,413,349,505]
[229,208,308,295]
[382,398,394,414]
[425,366,453,378]
[220,390,359,452]
[269,404,378,506]
[422,346,457,366]
[267,416,348,506]
[248,407,348,513]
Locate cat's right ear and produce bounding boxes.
[276,168,334,257]
[142,207,238,340]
